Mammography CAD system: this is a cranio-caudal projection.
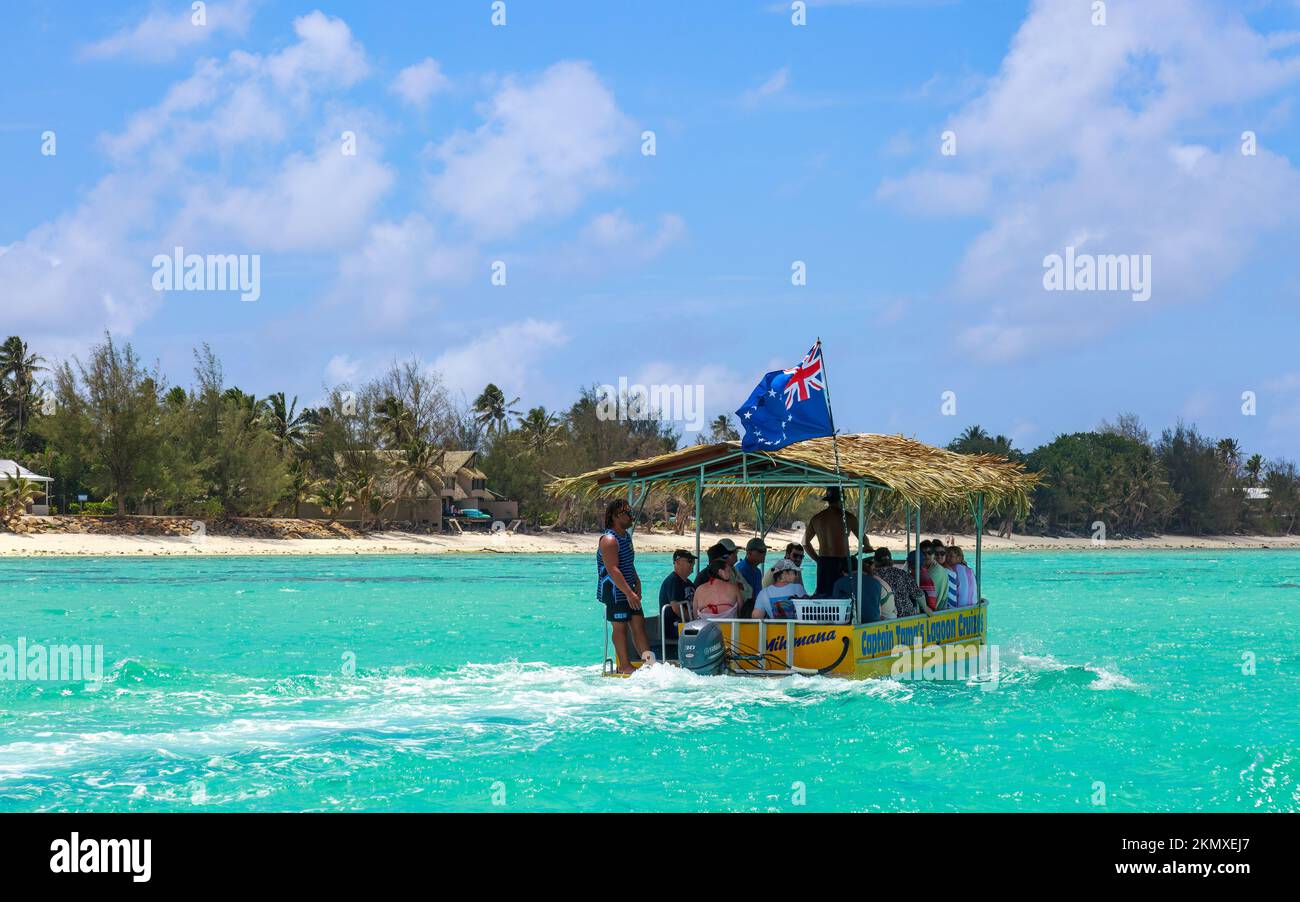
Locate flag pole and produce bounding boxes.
[815,337,856,622]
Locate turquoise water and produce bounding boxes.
[0,550,1297,812]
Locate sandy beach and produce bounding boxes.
[2,526,1299,557]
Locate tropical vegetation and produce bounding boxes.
[1,332,1297,537]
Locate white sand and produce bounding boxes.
[2,527,1299,557]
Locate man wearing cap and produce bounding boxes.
[752,558,806,620]
[734,537,767,610]
[658,549,697,654]
[802,487,861,598]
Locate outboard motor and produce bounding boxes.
[678,619,726,676]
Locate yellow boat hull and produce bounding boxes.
[715,603,988,679]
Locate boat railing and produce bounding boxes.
[658,602,681,663]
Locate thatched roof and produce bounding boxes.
[442,451,478,474]
[547,434,1039,514]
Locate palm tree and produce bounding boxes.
[222,387,263,426]
[0,468,39,526]
[391,440,443,525]
[163,386,189,409]
[473,384,521,436]
[377,396,417,448]
[519,407,560,455]
[283,459,316,518]
[261,392,310,457]
[347,470,379,531]
[1245,453,1264,487]
[310,482,351,525]
[0,336,44,454]
[705,414,739,443]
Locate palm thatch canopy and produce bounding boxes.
[547,434,1039,515]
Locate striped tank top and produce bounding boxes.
[942,566,959,609]
[596,528,636,602]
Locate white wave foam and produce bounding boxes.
[1085,665,1140,691]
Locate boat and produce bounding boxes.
[550,433,1038,679]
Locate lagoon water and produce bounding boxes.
[1,551,1297,812]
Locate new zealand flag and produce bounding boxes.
[735,341,834,451]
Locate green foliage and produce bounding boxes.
[0,336,44,456]
[473,383,521,436]
[71,334,164,516]
[1026,431,1175,535]
[68,501,116,516]
[1156,423,1244,534]
[8,333,1300,538]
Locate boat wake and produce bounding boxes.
[997,648,1141,691]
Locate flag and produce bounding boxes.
[735,340,834,451]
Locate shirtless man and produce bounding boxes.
[802,487,861,597]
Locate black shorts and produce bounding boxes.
[601,580,643,623]
[815,557,848,597]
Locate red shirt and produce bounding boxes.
[918,566,937,611]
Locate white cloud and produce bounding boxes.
[265,11,368,91]
[432,321,569,399]
[103,11,369,163]
[325,354,362,387]
[428,61,633,238]
[1,12,381,347]
[170,140,395,252]
[631,362,752,434]
[82,0,256,63]
[741,66,790,107]
[391,58,451,109]
[0,174,165,341]
[561,210,685,270]
[878,0,1300,362]
[326,215,476,328]
[876,170,990,216]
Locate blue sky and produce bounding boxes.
[3,0,1300,458]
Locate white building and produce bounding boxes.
[0,460,54,516]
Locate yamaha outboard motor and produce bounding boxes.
[678,619,726,676]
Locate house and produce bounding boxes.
[0,460,54,516]
[441,450,518,521]
[296,450,445,528]
[293,449,516,528]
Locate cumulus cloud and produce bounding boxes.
[170,140,394,252]
[1,12,381,345]
[878,0,1300,362]
[432,320,569,398]
[104,11,369,164]
[555,210,685,271]
[428,61,634,238]
[630,361,752,435]
[0,175,166,342]
[324,354,362,387]
[81,0,257,63]
[326,215,476,328]
[391,58,450,109]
